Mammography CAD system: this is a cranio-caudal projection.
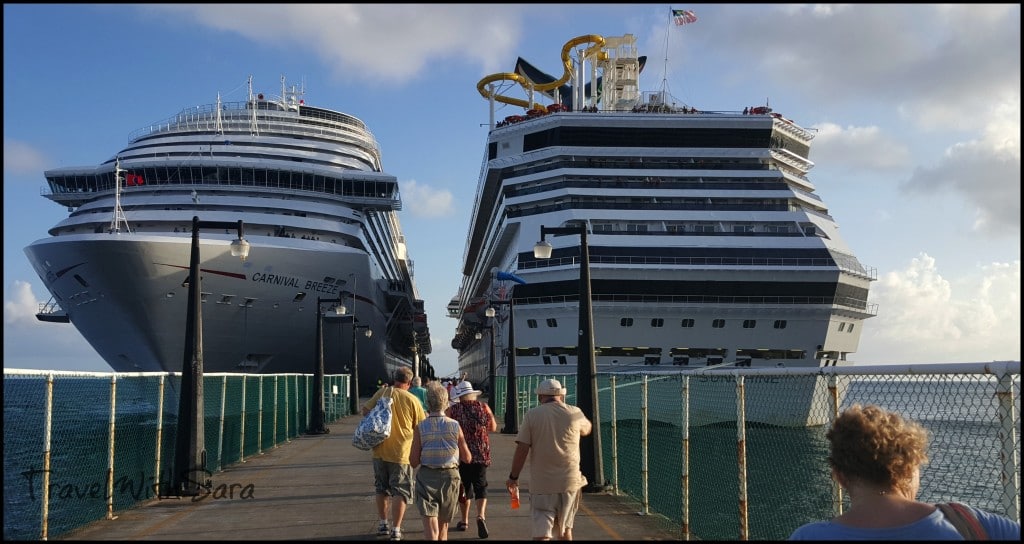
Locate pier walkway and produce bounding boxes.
[59,410,682,541]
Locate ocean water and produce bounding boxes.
[4,373,1020,541]
[602,376,1021,540]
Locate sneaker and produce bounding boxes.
[389,527,402,541]
[477,518,489,539]
[376,520,389,536]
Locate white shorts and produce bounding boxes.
[529,488,582,539]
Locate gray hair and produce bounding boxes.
[425,382,449,413]
[412,376,422,386]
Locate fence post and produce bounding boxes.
[155,375,165,496]
[736,374,748,540]
[681,374,691,541]
[106,374,117,520]
[828,373,843,516]
[610,375,618,494]
[996,372,1020,522]
[640,374,649,515]
[218,376,227,470]
[257,375,264,454]
[240,375,247,463]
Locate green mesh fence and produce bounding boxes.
[493,363,1021,540]
[3,370,351,541]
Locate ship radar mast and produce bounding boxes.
[109,157,131,234]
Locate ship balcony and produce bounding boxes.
[36,297,70,323]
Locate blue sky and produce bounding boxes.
[4,4,1020,377]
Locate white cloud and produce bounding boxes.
[811,123,912,171]
[858,254,1021,364]
[4,280,40,325]
[3,281,109,371]
[400,179,455,218]
[902,98,1021,233]
[143,5,527,84]
[3,139,49,176]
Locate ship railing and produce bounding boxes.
[522,254,848,269]
[506,293,877,315]
[490,361,1020,539]
[3,369,355,541]
[126,100,380,153]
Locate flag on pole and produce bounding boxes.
[673,9,697,26]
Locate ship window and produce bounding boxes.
[543,355,552,365]
[74,274,89,287]
[651,318,664,327]
[545,318,558,327]
[847,324,855,333]
[743,320,756,329]
[733,225,754,233]
[620,318,634,327]
[712,319,725,328]
[594,223,615,232]
[673,356,689,366]
[838,322,846,331]
[293,292,307,302]
[773,320,787,329]
[558,355,568,365]
[681,318,695,328]
[627,223,648,232]
[526,319,538,328]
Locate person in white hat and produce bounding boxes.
[445,380,497,538]
[506,378,592,540]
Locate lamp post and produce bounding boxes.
[474,307,498,415]
[485,307,497,414]
[310,296,343,435]
[175,216,249,496]
[489,299,517,434]
[534,224,606,492]
[350,317,371,416]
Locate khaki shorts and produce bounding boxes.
[529,488,582,539]
[414,466,461,520]
[373,458,413,504]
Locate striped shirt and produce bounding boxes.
[418,414,460,468]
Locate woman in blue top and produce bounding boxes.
[410,382,471,540]
[789,404,1019,540]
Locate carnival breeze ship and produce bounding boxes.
[449,34,876,424]
[24,77,433,391]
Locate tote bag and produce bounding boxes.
[353,387,393,450]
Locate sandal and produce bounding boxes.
[455,521,469,531]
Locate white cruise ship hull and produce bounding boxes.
[24,233,399,384]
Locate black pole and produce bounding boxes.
[536,224,605,492]
[575,227,605,492]
[174,216,206,495]
[348,278,360,417]
[174,216,248,495]
[501,298,518,434]
[310,296,329,434]
[487,316,496,414]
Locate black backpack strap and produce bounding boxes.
[936,502,988,540]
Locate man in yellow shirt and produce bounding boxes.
[362,367,426,540]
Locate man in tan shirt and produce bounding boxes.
[506,379,592,540]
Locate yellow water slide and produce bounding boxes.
[477,34,607,111]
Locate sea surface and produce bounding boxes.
[4,373,1020,540]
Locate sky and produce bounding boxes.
[3,4,1020,378]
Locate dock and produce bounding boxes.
[58,411,682,541]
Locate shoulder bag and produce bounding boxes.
[353,386,393,450]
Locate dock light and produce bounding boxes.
[534,224,607,493]
[175,216,249,496]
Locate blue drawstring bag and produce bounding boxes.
[353,387,393,450]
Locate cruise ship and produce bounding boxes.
[448,34,876,425]
[24,76,433,391]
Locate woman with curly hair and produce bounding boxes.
[789,404,1019,540]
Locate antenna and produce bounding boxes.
[109,158,132,234]
[248,75,259,136]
